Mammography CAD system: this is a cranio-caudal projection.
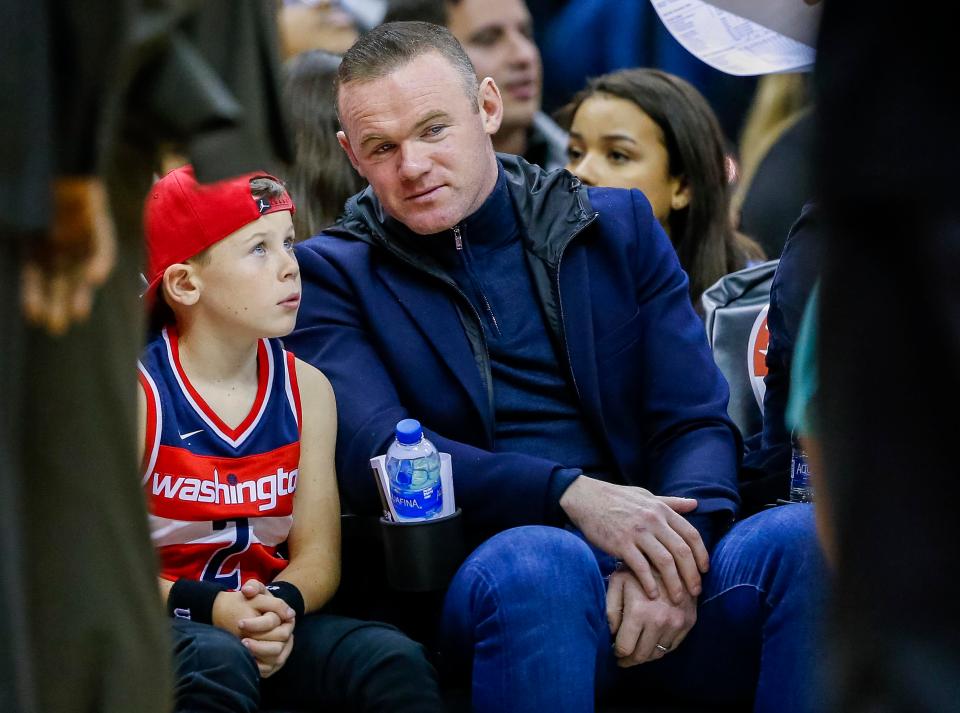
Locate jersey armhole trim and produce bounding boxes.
[138,362,163,487]
[284,352,303,437]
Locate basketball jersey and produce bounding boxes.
[138,326,302,589]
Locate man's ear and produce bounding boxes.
[477,77,503,137]
[337,131,364,176]
[162,263,201,309]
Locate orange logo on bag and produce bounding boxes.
[747,305,770,408]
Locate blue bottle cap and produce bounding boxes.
[394,418,423,445]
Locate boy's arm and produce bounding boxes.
[269,358,341,613]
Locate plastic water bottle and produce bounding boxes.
[385,418,443,520]
[789,434,814,503]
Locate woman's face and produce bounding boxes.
[565,92,689,231]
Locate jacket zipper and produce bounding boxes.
[377,231,496,431]
[453,225,501,337]
[552,181,599,404]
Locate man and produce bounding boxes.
[385,0,568,170]
[287,22,824,712]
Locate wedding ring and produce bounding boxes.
[655,643,670,654]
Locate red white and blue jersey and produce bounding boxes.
[138,326,302,589]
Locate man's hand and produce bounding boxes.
[560,476,709,603]
[606,568,697,668]
[212,582,296,678]
[21,176,116,335]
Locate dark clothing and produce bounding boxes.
[171,615,442,713]
[423,169,611,519]
[530,0,757,141]
[0,2,293,712]
[741,203,821,510]
[287,155,741,552]
[738,113,815,259]
[759,204,822,456]
[815,2,960,711]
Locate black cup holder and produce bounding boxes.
[379,508,466,592]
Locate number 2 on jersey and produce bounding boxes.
[201,518,250,589]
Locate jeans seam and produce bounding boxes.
[699,582,769,610]
[466,559,512,704]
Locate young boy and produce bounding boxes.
[138,165,443,712]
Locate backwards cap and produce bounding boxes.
[143,165,295,300]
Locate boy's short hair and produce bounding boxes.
[144,165,295,303]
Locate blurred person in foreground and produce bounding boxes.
[0,1,293,711]
[814,1,960,710]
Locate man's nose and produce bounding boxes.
[397,142,431,182]
[507,29,539,68]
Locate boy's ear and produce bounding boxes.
[162,263,201,308]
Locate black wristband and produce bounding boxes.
[266,581,306,620]
[167,579,227,624]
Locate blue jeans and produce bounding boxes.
[440,504,826,713]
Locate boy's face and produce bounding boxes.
[193,211,301,338]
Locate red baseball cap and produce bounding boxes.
[143,164,296,302]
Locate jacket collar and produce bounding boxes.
[325,155,602,440]
[328,154,596,270]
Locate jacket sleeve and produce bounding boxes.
[627,190,742,548]
[286,241,577,540]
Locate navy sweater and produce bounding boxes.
[419,170,610,518]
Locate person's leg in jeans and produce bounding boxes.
[614,504,828,713]
[170,619,260,713]
[261,613,444,712]
[440,526,610,713]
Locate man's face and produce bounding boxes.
[447,0,541,132]
[337,52,503,235]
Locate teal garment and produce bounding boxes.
[785,283,820,439]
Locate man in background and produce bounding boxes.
[385,0,568,170]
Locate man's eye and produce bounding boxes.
[252,243,266,255]
[283,237,295,250]
[472,29,501,47]
[373,143,394,155]
[426,125,446,137]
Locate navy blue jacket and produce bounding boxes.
[287,156,741,546]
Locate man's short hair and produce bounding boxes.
[336,21,479,120]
